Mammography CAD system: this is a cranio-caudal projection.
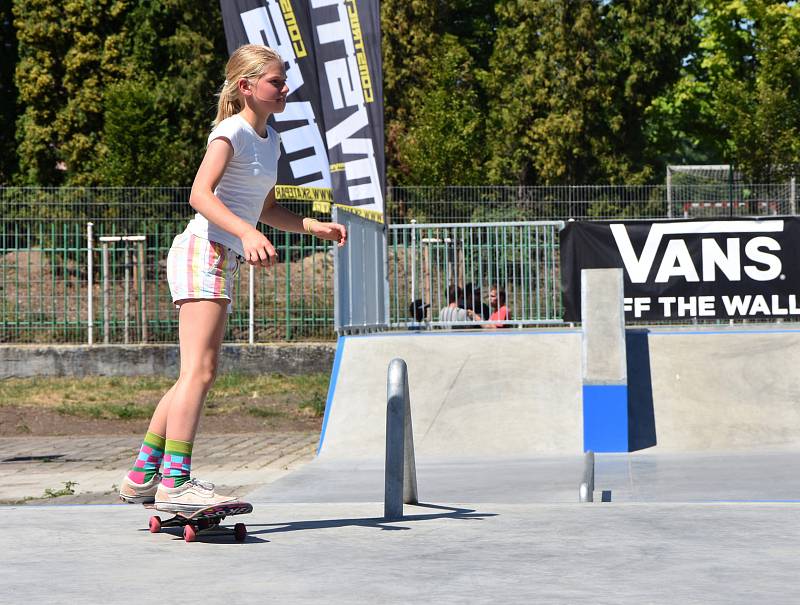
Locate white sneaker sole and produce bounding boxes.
[153,500,236,513]
[119,493,156,504]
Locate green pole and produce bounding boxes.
[285,229,291,341]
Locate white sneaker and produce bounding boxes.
[154,478,238,512]
[119,473,161,504]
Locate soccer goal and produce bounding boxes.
[667,164,735,218]
[667,165,793,218]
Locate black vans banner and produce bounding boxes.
[560,218,800,321]
[219,0,385,221]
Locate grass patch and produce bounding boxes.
[0,375,174,409]
[1,373,330,419]
[300,394,327,417]
[206,373,329,417]
[55,402,155,420]
[43,481,78,498]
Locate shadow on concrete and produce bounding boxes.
[139,525,272,545]
[626,329,657,452]
[245,503,497,538]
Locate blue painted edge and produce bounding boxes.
[317,335,346,455]
[705,500,800,504]
[0,503,128,509]
[343,328,581,339]
[583,384,629,453]
[648,328,800,336]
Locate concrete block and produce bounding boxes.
[0,343,336,378]
[581,268,626,384]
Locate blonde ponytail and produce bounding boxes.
[213,44,284,127]
[214,80,242,126]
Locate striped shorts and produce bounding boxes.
[166,229,241,313]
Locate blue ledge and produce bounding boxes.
[583,384,629,452]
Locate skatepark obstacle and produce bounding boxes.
[384,358,419,520]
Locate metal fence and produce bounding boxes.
[0,187,335,343]
[1,183,796,343]
[388,221,563,329]
[386,182,797,222]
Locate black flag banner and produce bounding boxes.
[219,0,385,222]
[561,217,800,322]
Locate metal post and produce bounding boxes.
[728,165,734,218]
[249,264,255,344]
[137,241,147,343]
[87,222,94,345]
[410,220,417,324]
[385,358,418,520]
[791,177,796,216]
[102,242,109,344]
[123,245,130,345]
[666,167,673,219]
[579,450,595,503]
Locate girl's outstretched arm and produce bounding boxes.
[190,139,278,267]
[259,189,347,247]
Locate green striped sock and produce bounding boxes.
[162,439,193,488]
[128,431,165,484]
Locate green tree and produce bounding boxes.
[0,0,17,183]
[487,0,697,185]
[393,35,485,186]
[486,1,603,184]
[650,0,800,179]
[711,1,800,180]
[381,0,493,186]
[113,0,227,185]
[13,0,225,186]
[58,0,129,185]
[440,0,497,69]
[381,0,438,184]
[95,79,182,185]
[14,0,129,185]
[599,0,698,182]
[13,0,70,184]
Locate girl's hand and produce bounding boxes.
[308,220,347,247]
[241,227,278,268]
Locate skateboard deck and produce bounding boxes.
[144,501,253,542]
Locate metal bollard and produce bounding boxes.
[385,358,419,520]
[579,450,595,503]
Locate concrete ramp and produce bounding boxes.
[317,331,584,460]
[318,327,800,461]
[643,330,800,451]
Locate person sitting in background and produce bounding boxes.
[464,283,490,322]
[408,298,430,329]
[482,285,510,328]
[438,285,467,328]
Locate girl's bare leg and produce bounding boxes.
[165,299,229,442]
[145,383,177,437]
[121,299,226,499]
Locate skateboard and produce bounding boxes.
[144,501,253,542]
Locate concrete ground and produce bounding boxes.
[3,330,800,603]
[1,451,799,604]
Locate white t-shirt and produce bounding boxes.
[439,305,467,327]
[186,114,281,257]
